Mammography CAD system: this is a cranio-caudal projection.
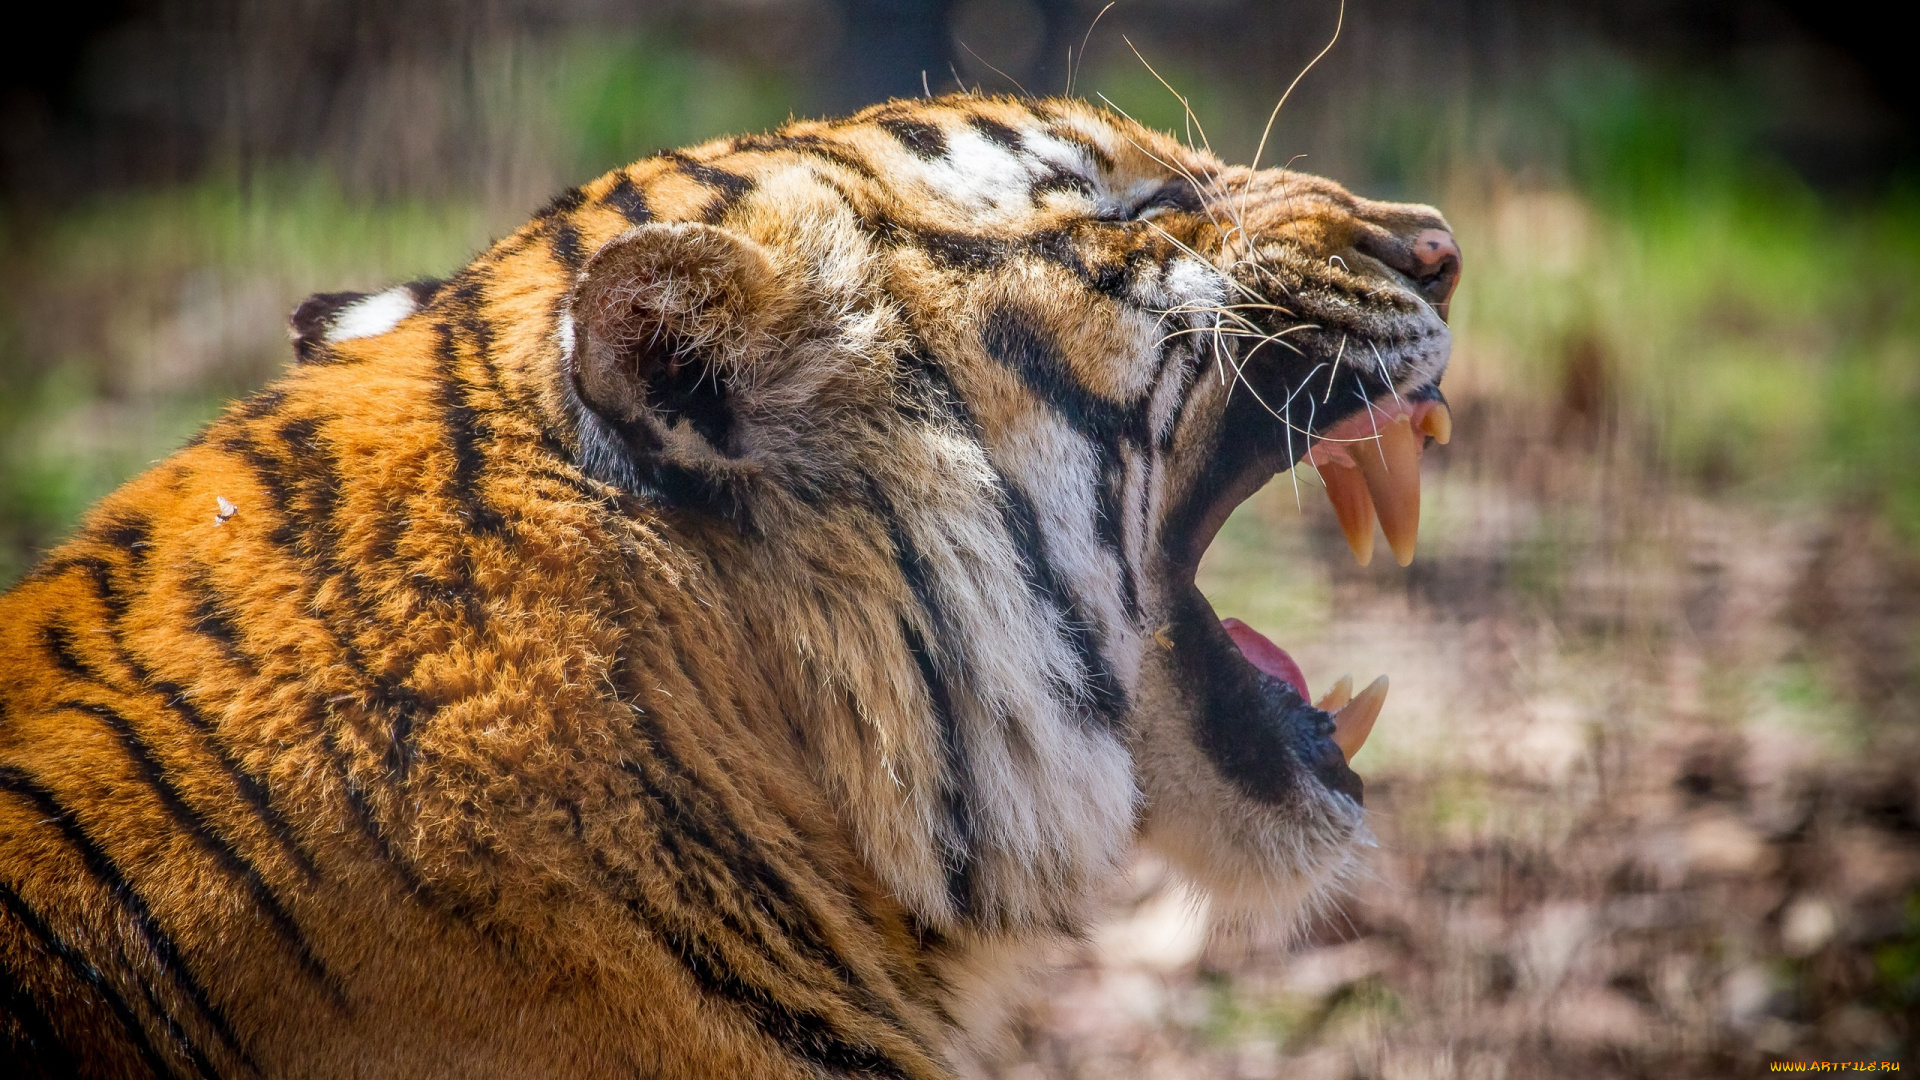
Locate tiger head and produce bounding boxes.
[310,95,1459,937]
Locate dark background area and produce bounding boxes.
[2,0,1914,206]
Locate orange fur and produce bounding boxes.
[1,95,1454,1076]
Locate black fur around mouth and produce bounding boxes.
[1157,333,1449,809]
[1169,584,1362,806]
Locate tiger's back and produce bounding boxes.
[1,94,1459,1076]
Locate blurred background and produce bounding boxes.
[2,0,1916,1074]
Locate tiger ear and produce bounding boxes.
[562,223,790,523]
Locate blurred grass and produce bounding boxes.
[0,178,501,583]
[1449,63,1920,534]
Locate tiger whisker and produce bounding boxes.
[1240,0,1345,246]
[1063,1,1115,98]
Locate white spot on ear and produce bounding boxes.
[326,287,418,342]
[556,310,576,358]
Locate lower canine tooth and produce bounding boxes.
[1316,674,1354,712]
[1419,400,1453,445]
[1351,416,1423,567]
[1316,463,1376,566]
[1331,675,1388,762]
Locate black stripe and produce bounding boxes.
[599,663,910,1038]
[535,186,586,220]
[606,644,915,1038]
[977,305,1146,442]
[25,555,126,617]
[309,722,438,908]
[1092,455,1142,620]
[897,224,1008,272]
[549,219,583,271]
[898,617,975,917]
[995,480,1129,726]
[965,113,1023,152]
[59,701,347,1010]
[864,484,977,917]
[602,174,653,225]
[40,624,94,684]
[234,389,287,424]
[148,681,320,882]
[1032,168,1096,204]
[207,414,461,907]
[216,435,299,552]
[663,153,755,222]
[727,134,880,181]
[0,954,81,1078]
[653,922,909,1080]
[0,767,255,1072]
[1156,337,1208,454]
[131,975,222,1080]
[220,415,438,809]
[613,713,912,1030]
[896,349,1128,727]
[879,116,947,159]
[1028,225,1147,298]
[1036,114,1116,172]
[855,204,1143,298]
[980,305,1147,609]
[0,879,179,1080]
[405,278,444,307]
[432,320,506,535]
[101,515,154,569]
[185,574,252,671]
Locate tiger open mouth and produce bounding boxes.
[1168,388,1453,807]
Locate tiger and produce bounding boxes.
[0,93,1458,1078]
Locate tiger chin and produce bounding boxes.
[0,94,1458,1078]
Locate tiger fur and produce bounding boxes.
[0,94,1457,1077]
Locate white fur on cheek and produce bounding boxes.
[326,287,419,342]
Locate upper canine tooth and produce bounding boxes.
[1419,401,1452,445]
[1331,675,1388,762]
[1316,463,1376,566]
[1350,415,1423,567]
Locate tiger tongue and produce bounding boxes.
[1220,617,1309,701]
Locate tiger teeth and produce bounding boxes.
[1331,675,1388,762]
[1305,399,1442,567]
[1418,400,1452,445]
[1315,463,1376,566]
[1348,415,1423,567]
[1315,674,1354,712]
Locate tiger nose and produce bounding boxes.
[1409,228,1461,318]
